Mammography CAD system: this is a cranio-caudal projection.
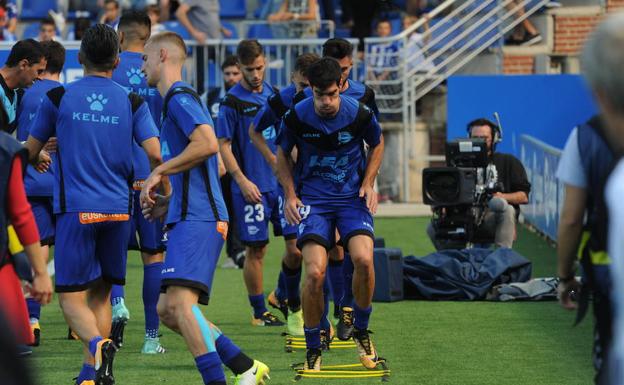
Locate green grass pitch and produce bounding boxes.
[31,217,593,384]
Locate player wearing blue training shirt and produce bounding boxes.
[24,25,162,385]
[110,10,166,354]
[217,39,290,329]
[277,57,385,371]
[249,52,319,336]
[140,32,270,385]
[15,40,65,348]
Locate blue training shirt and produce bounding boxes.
[113,51,163,181]
[161,81,228,225]
[279,95,382,204]
[29,75,159,214]
[16,78,60,197]
[295,79,379,118]
[253,82,298,135]
[216,81,277,193]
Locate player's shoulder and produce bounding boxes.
[165,83,204,112]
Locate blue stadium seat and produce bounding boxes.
[246,24,274,39]
[20,0,57,20]
[254,0,269,18]
[335,27,351,38]
[219,0,246,19]
[221,21,239,39]
[467,15,503,50]
[429,17,464,51]
[22,23,41,39]
[163,21,192,40]
[390,18,402,35]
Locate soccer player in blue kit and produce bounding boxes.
[294,38,381,340]
[276,57,385,371]
[217,39,293,328]
[24,25,163,385]
[15,40,65,347]
[140,32,270,385]
[249,52,318,336]
[110,10,166,354]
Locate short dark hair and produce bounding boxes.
[294,52,320,78]
[307,57,341,90]
[105,0,119,8]
[221,55,239,71]
[467,118,499,137]
[322,38,353,60]
[74,18,91,40]
[236,39,263,65]
[41,41,65,74]
[40,17,56,30]
[5,39,45,68]
[376,18,391,27]
[79,24,120,71]
[118,10,151,42]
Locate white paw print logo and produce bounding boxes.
[87,93,108,111]
[127,67,144,85]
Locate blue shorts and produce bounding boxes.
[29,197,55,246]
[54,213,131,292]
[128,189,165,254]
[232,189,297,247]
[161,220,227,305]
[296,198,374,252]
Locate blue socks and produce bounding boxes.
[353,303,372,331]
[282,262,302,311]
[143,262,162,338]
[76,363,95,383]
[341,253,354,309]
[248,294,267,319]
[111,285,124,306]
[215,334,241,365]
[26,298,41,320]
[328,259,345,305]
[88,336,103,357]
[304,325,321,350]
[275,271,287,302]
[195,352,226,385]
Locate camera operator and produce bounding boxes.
[427,118,530,249]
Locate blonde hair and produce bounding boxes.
[147,31,187,61]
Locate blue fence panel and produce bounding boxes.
[519,135,564,241]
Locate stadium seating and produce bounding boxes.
[163,21,192,40]
[22,23,41,40]
[221,21,239,39]
[20,0,57,20]
[219,0,247,19]
[429,17,465,51]
[246,24,274,39]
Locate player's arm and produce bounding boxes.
[557,184,586,310]
[216,103,262,203]
[276,119,303,224]
[249,103,279,173]
[296,0,318,21]
[361,115,385,214]
[24,97,57,171]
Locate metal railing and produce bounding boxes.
[364,0,551,201]
[237,19,336,39]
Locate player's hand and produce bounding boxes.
[35,150,52,173]
[239,179,262,204]
[192,30,207,44]
[43,137,57,153]
[285,196,304,225]
[359,184,378,214]
[141,171,163,208]
[30,271,53,305]
[142,193,170,221]
[557,278,580,310]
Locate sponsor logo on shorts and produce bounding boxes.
[133,180,145,191]
[362,221,373,230]
[217,221,229,240]
[247,225,259,236]
[298,223,306,234]
[79,213,130,224]
[162,267,175,274]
